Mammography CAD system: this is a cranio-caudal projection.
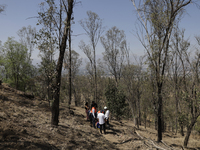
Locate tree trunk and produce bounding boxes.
[137,91,141,125]
[175,94,178,134]
[183,118,197,147]
[157,86,163,142]
[51,0,74,126]
[155,113,157,130]
[129,101,136,126]
[180,125,184,136]
[144,111,147,129]
[68,23,72,109]
[94,47,97,104]
[136,117,139,129]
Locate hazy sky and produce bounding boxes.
[0,0,200,64]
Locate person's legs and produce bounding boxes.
[90,114,92,127]
[87,110,89,120]
[100,124,103,134]
[92,117,96,128]
[107,118,109,125]
[85,110,88,120]
[103,123,106,134]
[106,118,110,129]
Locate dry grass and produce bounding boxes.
[0,83,200,150]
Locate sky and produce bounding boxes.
[0,0,200,65]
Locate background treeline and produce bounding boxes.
[0,0,200,147]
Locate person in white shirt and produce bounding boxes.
[104,106,110,128]
[97,110,106,134]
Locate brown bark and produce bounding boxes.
[51,0,74,126]
[183,118,196,147]
[157,86,162,142]
[68,23,72,109]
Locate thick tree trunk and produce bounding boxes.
[51,0,74,126]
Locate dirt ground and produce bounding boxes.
[0,83,200,150]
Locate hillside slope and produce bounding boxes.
[0,83,200,150]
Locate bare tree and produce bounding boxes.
[79,11,104,104]
[168,27,190,135]
[180,37,200,147]
[52,0,74,126]
[122,55,145,128]
[64,50,82,106]
[37,0,74,126]
[101,26,128,85]
[131,0,192,142]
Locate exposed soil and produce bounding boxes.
[0,83,200,150]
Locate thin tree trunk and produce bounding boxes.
[129,101,136,126]
[94,47,97,104]
[180,125,184,136]
[68,23,72,109]
[175,96,178,134]
[137,89,141,126]
[144,109,147,129]
[155,113,157,130]
[157,86,163,142]
[183,118,196,147]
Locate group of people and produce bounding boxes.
[85,101,110,134]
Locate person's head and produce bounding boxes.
[95,103,97,108]
[101,110,105,114]
[104,106,108,110]
[85,102,88,106]
[92,101,95,104]
[94,103,97,108]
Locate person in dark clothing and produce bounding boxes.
[85,102,89,121]
[91,101,95,109]
[90,101,95,127]
[90,104,97,128]
[91,101,98,109]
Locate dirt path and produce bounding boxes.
[73,105,200,150]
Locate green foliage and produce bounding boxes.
[178,113,189,127]
[1,37,34,91]
[195,117,200,133]
[105,79,127,120]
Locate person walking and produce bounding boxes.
[97,110,106,134]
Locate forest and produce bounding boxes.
[0,0,200,149]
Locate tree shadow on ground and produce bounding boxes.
[0,141,59,150]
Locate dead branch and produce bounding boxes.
[161,140,175,150]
